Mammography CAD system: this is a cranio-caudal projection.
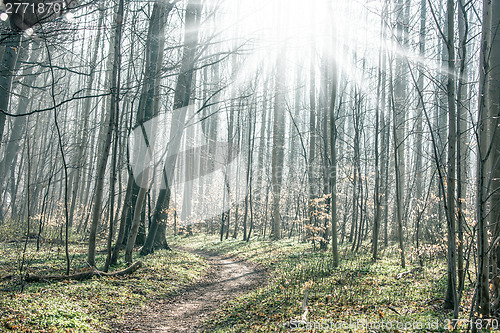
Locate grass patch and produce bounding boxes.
[169,234,311,267]
[170,234,479,332]
[0,241,209,332]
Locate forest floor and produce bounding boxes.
[116,247,266,332]
[0,235,483,332]
[169,235,479,332]
[0,241,210,332]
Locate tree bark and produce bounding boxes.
[141,0,201,255]
[476,0,500,320]
[271,49,286,240]
[443,0,458,317]
[87,0,124,267]
[0,31,20,152]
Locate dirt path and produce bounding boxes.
[118,248,266,333]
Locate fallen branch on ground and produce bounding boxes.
[25,261,143,282]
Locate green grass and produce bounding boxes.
[0,241,210,332]
[169,233,312,266]
[170,234,480,332]
[0,235,487,332]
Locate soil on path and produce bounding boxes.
[117,247,266,333]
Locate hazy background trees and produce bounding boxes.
[0,0,498,322]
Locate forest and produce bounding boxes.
[0,0,499,331]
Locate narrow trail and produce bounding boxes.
[118,247,266,333]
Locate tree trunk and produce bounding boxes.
[329,51,338,267]
[391,69,405,269]
[414,0,426,265]
[271,49,286,240]
[443,0,458,317]
[476,0,500,319]
[87,0,124,267]
[0,31,21,151]
[141,0,201,255]
[307,58,317,243]
[456,0,468,294]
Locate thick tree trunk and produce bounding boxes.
[141,0,201,255]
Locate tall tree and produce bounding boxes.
[307,57,317,242]
[413,0,426,262]
[456,0,469,294]
[392,0,407,268]
[476,0,500,319]
[270,48,286,240]
[0,30,21,168]
[140,0,201,255]
[87,0,124,267]
[443,0,458,317]
[329,51,339,267]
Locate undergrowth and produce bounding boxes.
[0,242,209,332]
[170,234,480,332]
